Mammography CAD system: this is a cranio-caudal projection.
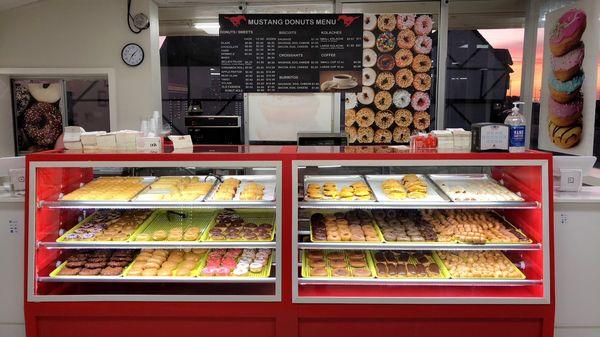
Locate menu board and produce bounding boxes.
[219,14,363,93]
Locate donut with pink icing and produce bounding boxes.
[549,94,583,126]
[397,14,415,29]
[550,9,586,56]
[413,35,432,54]
[551,43,584,81]
[414,15,433,36]
[411,91,430,111]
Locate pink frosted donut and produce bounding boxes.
[549,95,583,127]
[413,35,432,54]
[397,14,415,29]
[551,43,584,81]
[414,15,433,36]
[550,9,586,56]
[411,91,430,111]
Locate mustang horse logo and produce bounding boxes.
[337,15,360,27]
[224,15,247,27]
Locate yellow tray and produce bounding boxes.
[195,249,274,278]
[199,210,276,242]
[301,250,377,278]
[433,251,526,280]
[50,260,129,278]
[308,211,384,243]
[56,211,158,243]
[129,210,216,242]
[369,251,450,279]
[122,250,207,277]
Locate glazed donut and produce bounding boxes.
[414,15,433,36]
[374,91,393,110]
[363,31,376,48]
[362,68,376,86]
[392,89,411,108]
[397,14,415,29]
[345,109,356,126]
[397,29,416,49]
[357,86,375,105]
[393,126,411,143]
[395,68,414,88]
[548,120,582,149]
[395,49,413,68]
[356,108,375,127]
[413,111,431,130]
[413,73,432,91]
[376,54,395,71]
[411,91,431,111]
[363,49,377,67]
[377,14,396,31]
[345,126,358,143]
[394,109,413,127]
[413,35,432,54]
[345,92,358,109]
[375,110,394,129]
[364,14,377,31]
[24,102,63,147]
[358,127,375,144]
[376,32,396,53]
[376,72,395,90]
[412,54,432,73]
[374,129,393,144]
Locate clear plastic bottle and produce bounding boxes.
[504,101,526,153]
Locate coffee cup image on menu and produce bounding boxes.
[320,71,361,91]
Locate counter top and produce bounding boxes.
[554,186,600,203]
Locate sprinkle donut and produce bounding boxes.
[412,54,432,73]
[376,72,395,90]
[551,43,584,81]
[24,102,63,147]
[395,49,413,68]
[549,9,586,57]
[363,31,376,48]
[374,91,393,110]
[356,107,375,127]
[375,110,394,129]
[393,126,411,143]
[392,89,411,108]
[363,49,377,67]
[345,109,356,126]
[395,68,414,88]
[377,14,396,32]
[374,129,393,144]
[362,68,376,86]
[549,94,583,126]
[376,32,396,52]
[345,126,358,143]
[414,15,433,36]
[358,127,375,143]
[376,54,395,71]
[413,73,432,91]
[363,14,377,31]
[395,109,413,127]
[413,111,431,130]
[413,35,432,54]
[357,86,375,105]
[411,91,431,111]
[397,14,415,29]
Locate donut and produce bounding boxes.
[393,126,411,143]
[550,72,584,103]
[413,73,432,91]
[345,126,358,143]
[412,54,432,73]
[397,14,415,29]
[14,85,30,115]
[374,91,392,110]
[551,43,584,81]
[27,83,62,103]
[549,9,586,57]
[377,14,396,31]
[356,107,375,127]
[363,49,377,67]
[345,109,356,126]
[362,68,376,86]
[397,29,416,49]
[358,127,375,144]
[392,89,411,108]
[376,32,396,52]
[413,111,431,130]
[374,129,393,143]
[376,54,395,71]
[376,72,395,90]
[395,68,414,88]
[395,49,413,68]
[345,92,358,109]
[548,120,582,149]
[411,91,431,111]
[414,15,433,36]
[549,95,583,126]
[375,110,394,129]
[23,102,63,147]
[363,31,376,48]
[395,109,413,127]
[357,86,375,105]
[363,14,377,31]
[413,35,432,54]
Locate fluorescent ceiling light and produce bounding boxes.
[194,22,219,35]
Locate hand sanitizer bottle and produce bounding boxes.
[504,101,526,153]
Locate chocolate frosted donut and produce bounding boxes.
[376,54,395,71]
[24,102,63,147]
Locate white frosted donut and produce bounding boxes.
[363,31,375,48]
[345,93,358,109]
[393,89,411,108]
[362,68,376,86]
[363,14,377,31]
[363,49,377,68]
[357,86,375,105]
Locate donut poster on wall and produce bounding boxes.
[344,14,435,144]
[538,0,599,155]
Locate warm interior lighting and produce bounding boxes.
[193,22,220,35]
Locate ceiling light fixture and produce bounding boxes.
[193,22,220,35]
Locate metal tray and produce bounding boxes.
[205,175,276,202]
[428,174,524,202]
[59,176,157,202]
[365,174,447,204]
[132,176,217,202]
[303,175,375,202]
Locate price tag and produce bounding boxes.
[137,136,162,153]
[168,135,193,149]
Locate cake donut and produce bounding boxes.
[376,72,395,90]
[362,68,376,86]
[551,43,584,81]
[345,126,358,143]
[376,54,395,71]
[548,120,581,149]
[374,91,393,110]
[413,111,431,130]
[376,32,396,52]
[377,14,396,32]
[356,107,375,127]
[374,129,393,143]
[345,109,357,126]
[397,29,416,49]
[394,109,413,127]
[24,102,63,147]
[549,9,586,57]
[395,68,414,88]
[411,91,431,111]
[363,14,377,31]
[414,15,433,36]
[363,31,376,48]
[345,92,358,109]
[412,54,432,73]
[393,126,411,143]
[395,49,413,68]
[550,72,584,103]
[413,73,432,91]
[392,89,411,108]
[357,86,375,105]
[363,49,377,67]
[397,14,415,29]
[358,127,375,143]
[414,35,432,54]
[375,110,394,129]
[549,94,583,126]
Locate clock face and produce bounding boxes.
[121,43,144,66]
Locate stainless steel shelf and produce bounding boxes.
[297,200,539,209]
[38,276,276,284]
[297,241,541,251]
[298,277,541,286]
[39,200,277,209]
[39,241,277,249]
